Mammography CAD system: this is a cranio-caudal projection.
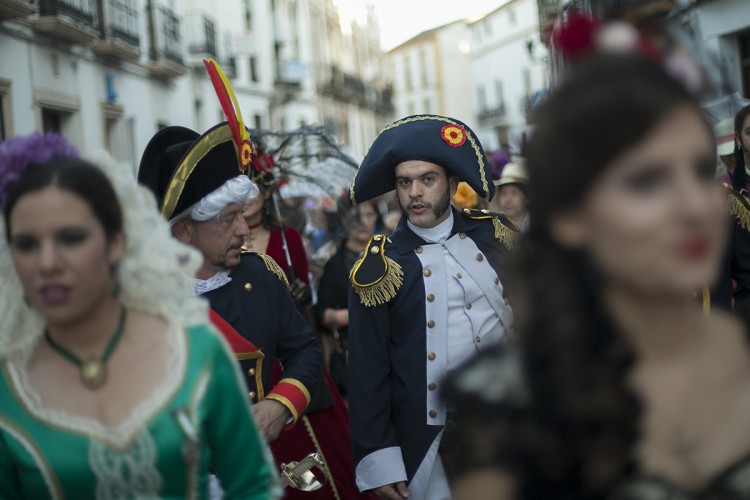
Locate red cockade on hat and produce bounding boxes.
[441,124,467,148]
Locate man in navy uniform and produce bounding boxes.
[347,115,518,499]
[139,122,321,443]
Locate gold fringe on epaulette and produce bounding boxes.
[728,192,750,232]
[349,257,404,308]
[257,253,290,287]
[492,218,519,250]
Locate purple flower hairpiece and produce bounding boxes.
[0,132,78,207]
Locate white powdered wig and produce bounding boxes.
[186,175,259,222]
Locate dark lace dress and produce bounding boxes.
[443,344,750,500]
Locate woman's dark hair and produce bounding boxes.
[733,104,750,191]
[510,54,705,498]
[258,185,283,231]
[4,157,123,242]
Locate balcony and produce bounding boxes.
[146,5,186,79]
[185,11,217,66]
[478,104,507,127]
[92,0,141,62]
[0,0,35,20]
[318,65,366,104]
[31,0,99,45]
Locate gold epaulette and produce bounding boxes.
[242,250,290,288]
[349,234,404,307]
[723,183,750,232]
[461,208,520,250]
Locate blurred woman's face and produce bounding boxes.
[556,105,726,295]
[9,187,123,327]
[242,190,267,222]
[346,203,378,243]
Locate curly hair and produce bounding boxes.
[732,104,750,192]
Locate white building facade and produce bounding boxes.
[470,0,548,153]
[0,0,390,173]
[387,20,475,126]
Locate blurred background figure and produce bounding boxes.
[0,133,277,498]
[444,51,750,500]
[316,197,381,399]
[490,160,530,232]
[243,181,313,309]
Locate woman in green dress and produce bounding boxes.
[0,133,279,499]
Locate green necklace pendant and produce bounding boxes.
[45,307,127,391]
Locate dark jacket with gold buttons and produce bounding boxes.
[203,252,322,423]
[347,207,516,490]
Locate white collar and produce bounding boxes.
[193,270,232,296]
[407,210,454,244]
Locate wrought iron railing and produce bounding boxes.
[38,0,97,26]
[102,0,139,46]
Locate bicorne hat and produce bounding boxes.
[348,115,493,205]
[137,122,244,220]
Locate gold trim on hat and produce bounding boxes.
[349,115,490,205]
[161,125,237,219]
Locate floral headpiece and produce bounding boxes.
[0,132,78,207]
[550,5,707,94]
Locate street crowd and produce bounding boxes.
[4,3,750,500]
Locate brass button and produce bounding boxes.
[248,391,257,399]
[494,276,500,285]
[427,320,435,328]
[459,232,467,239]
[481,209,489,214]
[429,410,438,418]
[463,208,470,214]
[428,352,436,361]
[476,253,484,261]
[466,303,472,310]
[247,368,256,376]
[371,246,380,254]
[428,383,437,391]
[244,282,253,293]
[423,268,432,277]
[475,336,481,343]
[456,273,462,279]
[373,235,382,241]
[415,246,423,254]
[427,293,435,302]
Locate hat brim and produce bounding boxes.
[718,141,735,157]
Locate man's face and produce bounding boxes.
[186,202,248,277]
[395,160,458,228]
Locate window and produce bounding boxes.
[419,49,428,87]
[404,56,412,91]
[477,85,487,112]
[423,97,430,113]
[509,9,517,27]
[495,80,505,109]
[484,21,492,36]
[249,56,259,82]
[102,102,126,161]
[523,68,532,99]
[254,113,262,129]
[244,0,253,31]
[42,109,63,133]
[0,79,11,141]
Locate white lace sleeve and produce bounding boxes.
[0,151,209,363]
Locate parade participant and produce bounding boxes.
[242,150,312,306]
[0,133,278,498]
[347,115,518,499]
[490,160,530,232]
[244,145,376,500]
[718,105,750,321]
[443,54,750,500]
[138,60,321,445]
[316,197,381,398]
